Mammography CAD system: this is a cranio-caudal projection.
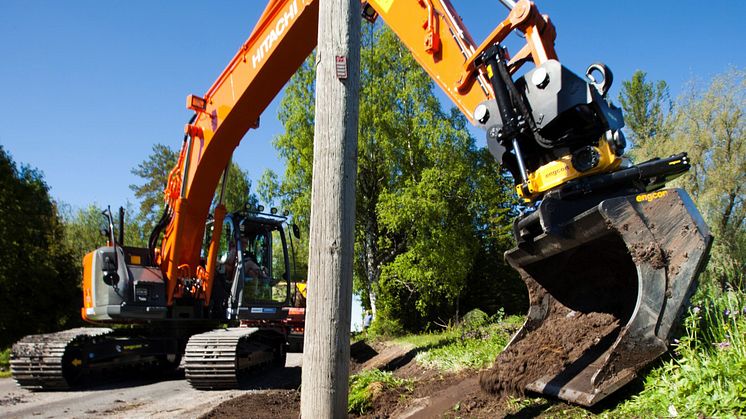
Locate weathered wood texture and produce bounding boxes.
[300,0,361,417]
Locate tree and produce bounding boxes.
[0,146,81,347]
[618,70,672,160]
[59,202,145,263]
[130,143,258,234]
[271,25,520,330]
[214,162,258,213]
[620,68,745,289]
[129,143,178,231]
[667,69,745,288]
[257,169,281,208]
[460,149,526,315]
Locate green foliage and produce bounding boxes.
[618,70,672,155]
[367,316,405,339]
[256,169,281,208]
[0,347,10,377]
[348,369,413,415]
[459,149,524,315]
[0,146,81,347]
[615,286,746,417]
[215,162,258,213]
[620,68,746,289]
[129,143,178,231]
[460,308,490,330]
[130,144,258,252]
[272,55,316,231]
[59,202,146,263]
[272,24,520,330]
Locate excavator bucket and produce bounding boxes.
[483,188,712,406]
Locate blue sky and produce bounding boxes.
[1,0,744,210]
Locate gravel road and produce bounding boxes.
[0,353,302,419]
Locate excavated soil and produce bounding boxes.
[480,298,620,400]
[629,242,668,269]
[200,390,300,419]
[364,371,480,419]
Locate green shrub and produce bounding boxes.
[348,369,413,414]
[367,316,405,339]
[615,286,746,417]
[0,347,10,378]
[460,308,490,329]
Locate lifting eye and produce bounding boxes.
[586,63,613,97]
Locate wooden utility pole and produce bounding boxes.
[300,0,361,417]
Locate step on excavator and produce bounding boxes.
[12,0,711,405]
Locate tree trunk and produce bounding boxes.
[364,226,379,318]
[300,0,361,417]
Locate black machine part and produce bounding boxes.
[478,59,625,177]
[498,187,712,406]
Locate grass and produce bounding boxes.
[348,310,521,414]
[414,322,512,371]
[0,347,11,378]
[396,310,525,373]
[353,287,746,418]
[348,369,413,414]
[395,328,459,349]
[413,311,523,372]
[613,285,746,417]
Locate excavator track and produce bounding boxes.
[185,328,281,390]
[10,328,113,390]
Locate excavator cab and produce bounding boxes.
[236,214,292,311]
[207,208,295,321]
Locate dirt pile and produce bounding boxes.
[200,390,299,419]
[480,299,620,399]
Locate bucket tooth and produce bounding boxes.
[494,188,712,406]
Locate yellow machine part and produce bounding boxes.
[518,138,622,201]
[296,282,307,299]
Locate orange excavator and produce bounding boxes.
[11,0,711,406]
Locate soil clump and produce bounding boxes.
[480,298,620,399]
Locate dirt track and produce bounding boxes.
[0,353,301,419]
